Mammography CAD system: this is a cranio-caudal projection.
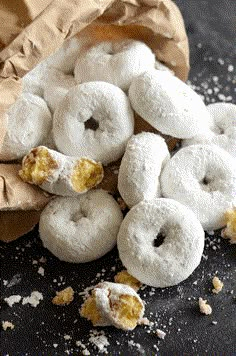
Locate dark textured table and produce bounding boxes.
[1,1,236,355]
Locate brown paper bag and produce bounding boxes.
[0,0,189,242]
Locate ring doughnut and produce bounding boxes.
[118,132,170,208]
[128,70,211,138]
[0,94,52,161]
[46,37,83,74]
[39,190,123,263]
[160,144,236,230]
[44,69,76,112]
[19,146,104,196]
[182,102,236,158]
[74,40,155,91]
[117,198,205,288]
[80,281,144,330]
[53,81,134,165]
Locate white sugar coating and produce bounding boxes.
[117,198,205,288]
[128,70,211,138]
[0,94,52,161]
[22,37,82,96]
[53,81,134,165]
[183,102,236,158]
[22,61,49,97]
[39,190,123,263]
[118,132,170,208]
[44,69,76,112]
[21,146,103,196]
[46,37,83,74]
[160,144,236,230]
[74,40,155,91]
[90,282,145,330]
[4,295,22,307]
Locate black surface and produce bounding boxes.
[1,1,236,355]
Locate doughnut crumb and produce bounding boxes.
[114,270,142,291]
[221,208,236,244]
[19,146,58,185]
[199,297,212,315]
[52,287,74,305]
[212,276,224,294]
[71,158,104,193]
[2,321,15,331]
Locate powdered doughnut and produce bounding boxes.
[22,61,49,97]
[46,37,83,74]
[118,132,170,208]
[182,102,236,158]
[117,198,205,288]
[22,37,82,97]
[160,144,236,230]
[129,70,211,138]
[80,281,144,330]
[74,40,155,91]
[53,81,134,165]
[44,69,76,112]
[0,94,52,161]
[19,146,104,196]
[39,190,123,263]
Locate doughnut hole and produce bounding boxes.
[80,293,102,325]
[84,117,99,131]
[110,294,143,330]
[153,230,166,248]
[19,147,58,185]
[71,159,104,193]
[200,174,217,192]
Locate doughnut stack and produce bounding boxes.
[2,37,235,294]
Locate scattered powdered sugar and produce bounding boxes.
[88,330,109,353]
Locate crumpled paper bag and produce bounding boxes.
[0,0,189,242]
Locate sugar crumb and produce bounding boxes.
[22,291,43,307]
[156,329,166,339]
[4,295,22,307]
[38,267,45,276]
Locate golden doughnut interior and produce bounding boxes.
[19,147,58,185]
[71,158,104,193]
[80,292,102,325]
[114,270,142,292]
[222,208,236,243]
[110,294,143,330]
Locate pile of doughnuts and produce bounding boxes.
[1,37,235,290]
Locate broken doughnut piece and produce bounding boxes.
[80,282,144,330]
[19,146,104,196]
